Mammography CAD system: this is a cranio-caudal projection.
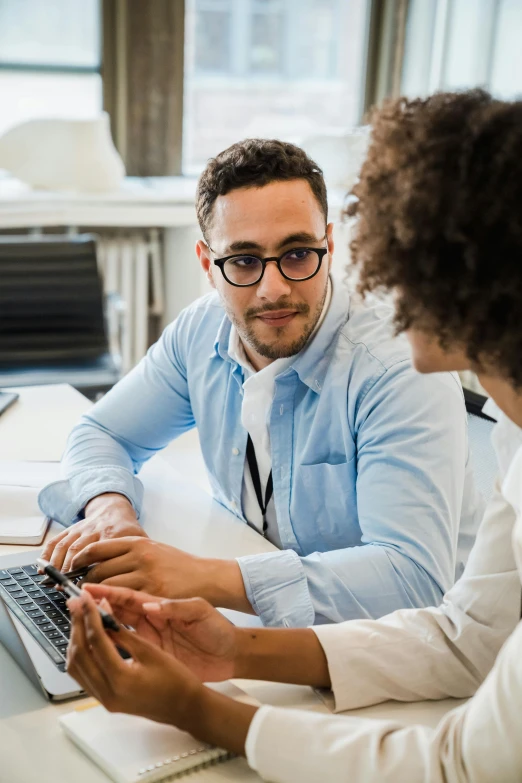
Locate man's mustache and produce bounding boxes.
[245,302,310,319]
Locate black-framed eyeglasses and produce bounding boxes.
[211,245,328,287]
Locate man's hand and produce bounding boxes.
[66,591,257,756]
[70,536,253,613]
[41,493,146,573]
[83,583,238,682]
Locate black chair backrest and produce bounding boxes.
[0,234,108,367]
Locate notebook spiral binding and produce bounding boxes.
[137,746,235,782]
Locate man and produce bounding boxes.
[68,90,522,781]
[40,139,481,626]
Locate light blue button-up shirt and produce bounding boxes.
[39,279,483,627]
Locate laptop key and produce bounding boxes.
[43,630,62,640]
[33,596,51,605]
[39,623,55,632]
[51,636,67,647]
[6,568,24,576]
[27,610,44,619]
[39,603,53,612]
[15,597,33,607]
[53,616,68,626]
[26,585,41,594]
[44,610,61,620]
[56,643,69,656]
[5,584,24,592]
[34,617,50,626]
[47,591,64,602]
[22,565,39,576]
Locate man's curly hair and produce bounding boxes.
[347,89,522,388]
[196,138,327,240]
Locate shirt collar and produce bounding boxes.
[212,276,350,393]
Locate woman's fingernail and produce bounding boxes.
[143,602,161,613]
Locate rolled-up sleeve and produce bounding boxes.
[237,549,315,627]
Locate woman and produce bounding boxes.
[67,89,522,781]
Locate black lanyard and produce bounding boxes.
[246,434,273,534]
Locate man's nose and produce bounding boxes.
[256,260,292,302]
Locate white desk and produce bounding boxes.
[0,385,464,783]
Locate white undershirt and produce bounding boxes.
[228,279,332,546]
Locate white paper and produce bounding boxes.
[0,485,48,543]
[0,461,61,489]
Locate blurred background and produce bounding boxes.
[0,0,520,399]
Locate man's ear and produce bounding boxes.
[326,222,335,269]
[196,240,216,289]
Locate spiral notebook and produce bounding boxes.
[59,683,257,783]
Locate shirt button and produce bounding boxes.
[231,500,238,510]
[232,447,239,455]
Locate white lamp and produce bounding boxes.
[0,112,125,192]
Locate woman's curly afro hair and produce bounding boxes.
[348,89,522,388]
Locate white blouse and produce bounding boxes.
[246,414,522,782]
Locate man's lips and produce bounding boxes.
[255,310,299,326]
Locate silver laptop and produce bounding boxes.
[0,550,84,701]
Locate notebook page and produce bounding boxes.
[0,485,48,544]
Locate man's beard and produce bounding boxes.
[229,283,328,361]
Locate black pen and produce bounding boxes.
[36,558,120,632]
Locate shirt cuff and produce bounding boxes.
[236,549,315,627]
[38,466,144,527]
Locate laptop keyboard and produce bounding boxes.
[0,564,72,671]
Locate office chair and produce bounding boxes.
[0,234,121,398]
[464,388,497,503]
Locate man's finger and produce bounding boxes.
[48,528,83,571]
[61,532,101,574]
[83,554,137,584]
[40,526,70,564]
[70,537,137,570]
[100,572,146,590]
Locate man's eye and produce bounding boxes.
[232,256,259,267]
[286,249,311,261]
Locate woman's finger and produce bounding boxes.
[83,584,160,625]
[66,598,110,697]
[81,592,129,676]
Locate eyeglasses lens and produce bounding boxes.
[223,249,320,286]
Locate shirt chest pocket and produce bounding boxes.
[293,458,358,550]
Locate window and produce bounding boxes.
[0,0,102,138]
[183,0,370,173]
[402,0,522,101]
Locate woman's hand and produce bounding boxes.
[66,591,204,728]
[66,591,257,756]
[82,583,239,682]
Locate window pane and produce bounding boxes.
[402,0,522,100]
[183,0,369,174]
[490,0,522,99]
[0,0,100,69]
[250,11,284,74]
[0,72,102,137]
[195,9,232,73]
